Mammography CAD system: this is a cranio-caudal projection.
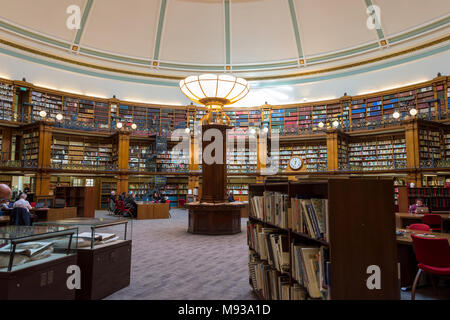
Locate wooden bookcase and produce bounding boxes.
[248,179,399,300]
[54,186,96,217]
[0,80,14,122]
[164,177,188,207]
[345,134,407,171]
[274,140,327,172]
[100,180,117,209]
[397,186,450,212]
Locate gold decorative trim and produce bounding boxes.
[0,35,449,82]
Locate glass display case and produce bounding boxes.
[0,225,78,300]
[0,225,77,272]
[34,217,132,300]
[35,217,131,249]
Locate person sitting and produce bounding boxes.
[409,198,428,214]
[109,191,117,215]
[118,192,126,202]
[124,192,137,218]
[152,192,161,203]
[0,184,11,217]
[13,193,32,212]
[227,191,236,203]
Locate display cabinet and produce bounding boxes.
[35,217,132,300]
[0,225,78,300]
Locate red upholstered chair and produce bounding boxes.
[423,214,442,232]
[411,234,450,300]
[178,199,186,207]
[408,223,430,231]
[116,200,130,216]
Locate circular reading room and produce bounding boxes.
[0,0,449,304]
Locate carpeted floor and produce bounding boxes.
[102,209,256,300]
[97,209,449,300]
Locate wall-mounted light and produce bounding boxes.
[249,128,256,135]
[39,110,47,118]
[409,108,418,116]
[185,128,190,133]
[318,121,324,129]
[131,123,137,130]
[262,127,269,133]
[332,120,339,128]
[393,111,400,119]
[56,113,63,121]
[116,122,123,129]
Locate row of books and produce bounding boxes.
[408,187,450,197]
[248,250,292,300]
[247,223,290,273]
[247,229,328,299]
[250,193,328,241]
[291,244,329,299]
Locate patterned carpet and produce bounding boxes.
[101,209,256,300]
[97,209,449,300]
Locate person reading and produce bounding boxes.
[227,191,235,203]
[13,193,32,212]
[409,198,428,214]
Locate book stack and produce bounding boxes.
[250,193,328,241]
[248,249,290,300]
[247,222,290,273]
[291,244,329,299]
[291,198,328,240]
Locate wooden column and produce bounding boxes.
[326,129,339,172]
[35,122,53,197]
[200,124,228,203]
[115,131,130,194]
[35,172,51,197]
[256,135,267,173]
[116,174,129,195]
[406,172,422,188]
[404,119,422,187]
[405,119,420,170]
[1,128,12,161]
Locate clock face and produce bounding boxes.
[289,157,302,170]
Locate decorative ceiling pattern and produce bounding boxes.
[0,0,448,81]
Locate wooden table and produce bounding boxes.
[396,228,450,288]
[240,201,249,218]
[2,207,77,221]
[396,212,450,231]
[0,216,9,225]
[136,202,170,220]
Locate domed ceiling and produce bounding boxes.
[0,0,448,83]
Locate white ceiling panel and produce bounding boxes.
[295,0,378,56]
[159,0,225,64]
[373,0,450,36]
[231,0,298,64]
[82,0,159,58]
[0,0,85,42]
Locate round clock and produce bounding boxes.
[289,157,303,170]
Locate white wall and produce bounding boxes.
[0,47,449,107]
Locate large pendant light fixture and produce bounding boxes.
[179,74,249,125]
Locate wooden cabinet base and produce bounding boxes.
[137,203,170,220]
[186,202,243,235]
[76,240,132,300]
[47,207,77,221]
[0,254,77,300]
